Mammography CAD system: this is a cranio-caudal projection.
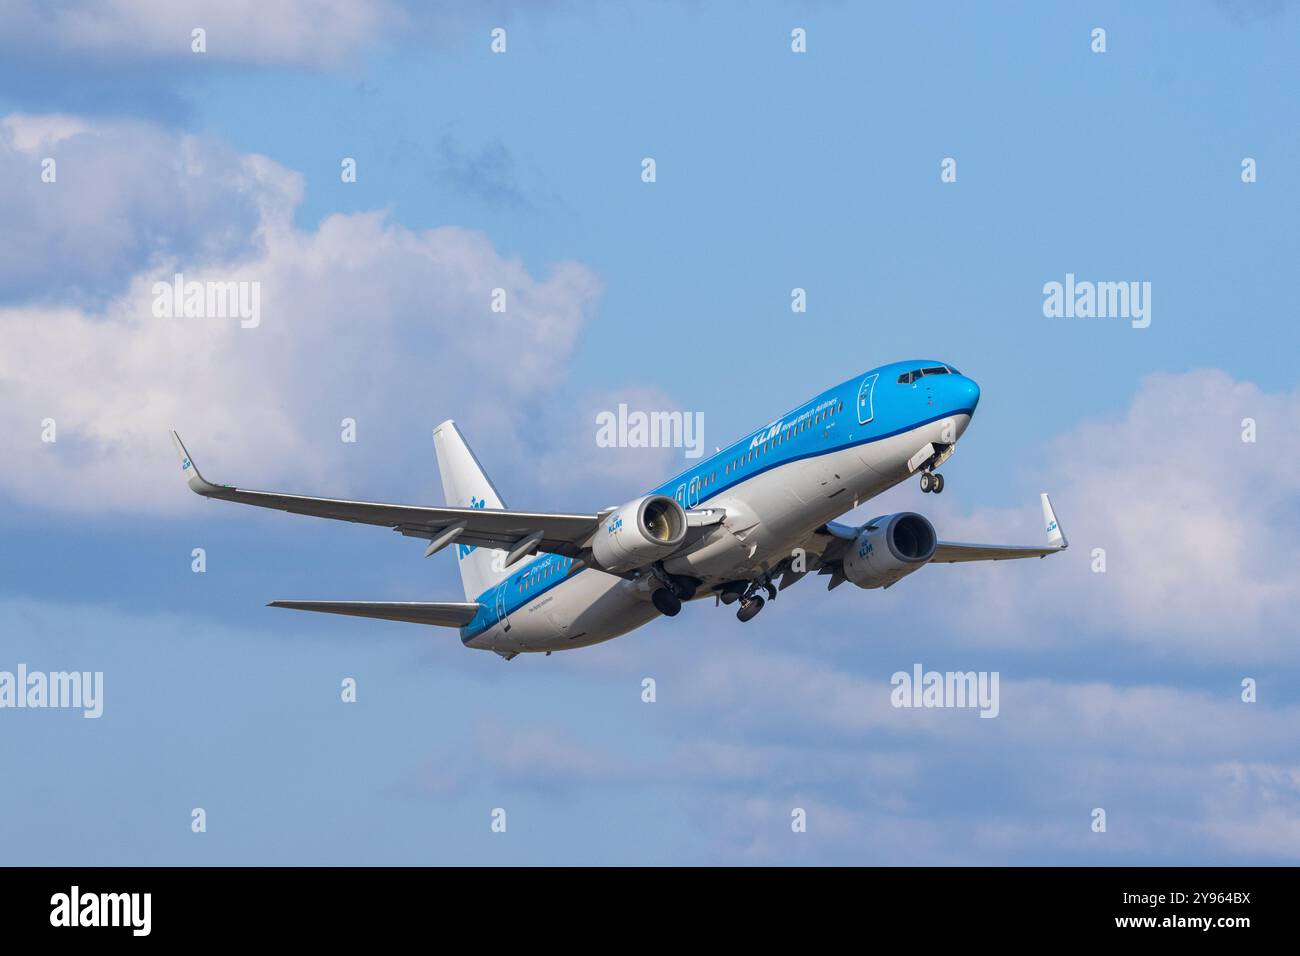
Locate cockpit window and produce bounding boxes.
[899,366,953,384]
[945,365,960,374]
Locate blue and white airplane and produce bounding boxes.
[171,360,1066,659]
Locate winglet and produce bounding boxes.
[170,431,222,496]
[1040,493,1067,549]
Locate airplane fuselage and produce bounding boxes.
[460,360,980,654]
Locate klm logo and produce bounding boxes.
[181,457,191,471]
[749,419,784,449]
[607,516,623,535]
[457,495,488,558]
[858,539,874,558]
[1046,520,1058,534]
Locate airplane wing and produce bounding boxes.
[268,600,480,627]
[808,493,1067,587]
[170,431,602,563]
[930,494,1068,563]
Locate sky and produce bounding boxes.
[1,0,1299,865]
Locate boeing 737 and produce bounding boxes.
[170,360,1067,659]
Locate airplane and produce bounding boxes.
[170,359,1067,660]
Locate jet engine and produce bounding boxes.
[842,512,936,589]
[591,495,688,573]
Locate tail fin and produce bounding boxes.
[432,420,510,601]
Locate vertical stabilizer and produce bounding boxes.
[432,421,510,600]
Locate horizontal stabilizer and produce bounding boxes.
[268,600,480,628]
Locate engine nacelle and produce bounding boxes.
[842,512,936,590]
[590,495,688,573]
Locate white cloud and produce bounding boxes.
[0,113,88,150]
[476,717,627,786]
[0,116,283,302]
[908,369,1300,658]
[0,0,403,68]
[0,115,602,514]
[634,640,1300,862]
[1203,762,1300,858]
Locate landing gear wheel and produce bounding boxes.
[719,586,744,605]
[652,588,682,617]
[736,595,765,623]
[932,473,944,494]
[919,471,934,493]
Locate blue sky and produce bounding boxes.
[1,0,1299,865]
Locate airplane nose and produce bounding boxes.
[962,377,980,411]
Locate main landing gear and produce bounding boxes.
[649,564,698,618]
[919,470,945,494]
[721,576,777,623]
[651,588,682,616]
[736,595,764,622]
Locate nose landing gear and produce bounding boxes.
[919,471,944,494]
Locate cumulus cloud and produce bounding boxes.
[904,369,1300,659]
[0,0,403,68]
[0,114,603,514]
[476,717,629,787]
[0,114,281,305]
[632,641,1300,863]
[1203,762,1300,858]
